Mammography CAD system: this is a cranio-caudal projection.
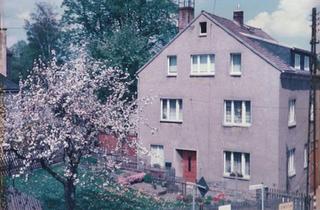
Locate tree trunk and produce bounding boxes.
[64,179,76,210]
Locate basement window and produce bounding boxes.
[199,22,207,36]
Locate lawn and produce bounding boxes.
[5,161,179,210]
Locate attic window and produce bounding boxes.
[294,54,301,69]
[199,22,207,35]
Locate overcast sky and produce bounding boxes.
[2,0,319,49]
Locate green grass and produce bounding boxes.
[5,162,181,210]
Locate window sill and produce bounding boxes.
[230,72,242,76]
[223,123,251,128]
[223,174,250,181]
[167,74,177,77]
[288,122,296,128]
[288,173,296,178]
[190,73,215,77]
[199,33,207,37]
[160,120,183,124]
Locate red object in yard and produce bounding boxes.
[98,133,137,158]
[213,193,225,202]
[117,172,145,185]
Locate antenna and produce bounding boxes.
[236,3,241,11]
[213,0,216,14]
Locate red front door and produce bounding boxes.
[181,150,197,182]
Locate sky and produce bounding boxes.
[1,0,319,50]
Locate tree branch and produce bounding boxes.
[40,160,66,184]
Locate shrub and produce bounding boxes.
[204,195,212,205]
[144,173,153,183]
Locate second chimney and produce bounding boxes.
[233,10,244,26]
[178,0,195,31]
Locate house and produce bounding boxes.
[0,25,19,93]
[137,3,311,192]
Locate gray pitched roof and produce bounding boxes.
[204,12,310,73]
[137,11,310,75]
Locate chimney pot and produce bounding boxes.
[233,10,244,26]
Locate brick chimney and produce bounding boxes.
[178,0,195,31]
[233,10,244,26]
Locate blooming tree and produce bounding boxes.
[3,50,138,210]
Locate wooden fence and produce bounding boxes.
[6,187,42,210]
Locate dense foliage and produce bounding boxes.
[62,0,178,93]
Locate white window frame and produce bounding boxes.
[304,56,310,71]
[310,102,314,122]
[160,99,183,122]
[223,151,250,180]
[230,53,242,76]
[288,99,296,127]
[304,145,308,169]
[224,100,251,126]
[167,55,177,76]
[288,149,296,177]
[190,54,215,76]
[294,54,301,69]
[150,145,164,168]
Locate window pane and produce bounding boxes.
[192,56,198,73]
[225,152,231,173]
[169,100,176,120]
[225,101,232,123]
[233,152,242,174]
[178,100,183,120]
[162,99,167,119]
[295,54,300,69]
[169,56,177,73]
[208,55,214,72]
[289,100,296,124]
[232,54,241,73]
[304,56,310,71]
[199,55,207,72]
[245,154,250,175]
[234,101,242,123]
[245,101,251,123]
[150,145,164,167]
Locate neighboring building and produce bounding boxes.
[137,6,311,192]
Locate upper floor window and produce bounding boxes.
[168,56,177,76]
[294,54,301,69]
[304,56,310,71]
[288,148,296,177]
[288,99,296,127]
[224,151,250,179]
[199,22,207,35]
[160,99,182,122]
[191,54,215,75]
[230,53,241,75]
[224,100,251,126]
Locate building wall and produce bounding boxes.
[138,14,287,190]
[278,75,309,191]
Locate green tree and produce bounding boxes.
[62,0,178,93]
[8,40,34,84]
[25,2,62,65]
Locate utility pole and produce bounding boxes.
[307,7,319,209]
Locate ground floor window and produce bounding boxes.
[150,145,164,168]
[288,148,296,177]
[224,151,250,179]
